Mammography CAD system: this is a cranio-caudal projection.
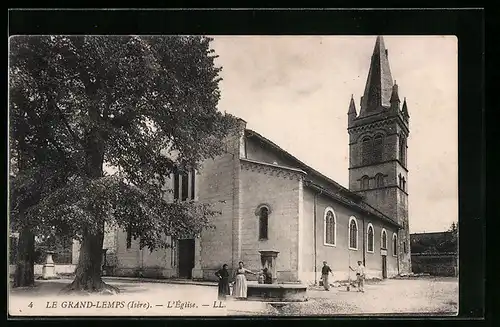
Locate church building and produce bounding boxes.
[72,36,412,284]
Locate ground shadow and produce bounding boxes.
[9,280,146,297]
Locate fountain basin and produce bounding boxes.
[246,283,307,302]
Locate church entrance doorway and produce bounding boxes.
[178,239,195,279]
[382,255,387,279]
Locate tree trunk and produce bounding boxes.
[13,227,35,287]
[61,224,119,294]
[13,121,36,288]
[61,116,118,294]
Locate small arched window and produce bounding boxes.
[393,233,398,256]
[324,208,336,246]
[381,229,388,250]
[362,137,372,165]
[258,207,269,240]
[373,134,383,162]
[375,174,384,187]
[361,175,370,190]
[349,217,358,250]
[367,224,374,253]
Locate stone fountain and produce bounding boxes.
[246,250,307,302]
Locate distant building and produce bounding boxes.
[410,231,458,277]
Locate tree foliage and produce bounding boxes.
[9,35,237,254]
[410,222,458,254]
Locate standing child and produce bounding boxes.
[349,260,365,292]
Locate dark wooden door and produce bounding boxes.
[382,255,387,279]
[178,239,195,279]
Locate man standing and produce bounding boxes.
[350,260,365,292]
[321,261,333,291]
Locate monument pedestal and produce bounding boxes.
[42,251,56,279]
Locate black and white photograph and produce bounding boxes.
[8,31,460,316]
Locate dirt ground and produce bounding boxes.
[8,276,458,317]
[267,276,458,316]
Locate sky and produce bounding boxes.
[210,35,458,234]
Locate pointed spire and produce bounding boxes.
[348,94,357,115]
[402,97,409,118]
[360,36,394,115]
[390,81,400,110]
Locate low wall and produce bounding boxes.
[411,253,458,277]
[247,283,307,302]
[9,264,76,276]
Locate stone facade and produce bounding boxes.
[69,36,411,282]
[347,36,411,274]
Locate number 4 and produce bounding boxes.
[28,302,33,308]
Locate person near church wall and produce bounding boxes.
[350,260,366,292]
[321,261,334,291]
[232,261,256,299]
[215,264,231,300]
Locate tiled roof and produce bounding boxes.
[245,129,400,228]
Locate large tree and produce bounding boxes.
[9,35,237,293]
[9,37,75,286]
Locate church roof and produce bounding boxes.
[359,36,394,116]
[245,128,401,228]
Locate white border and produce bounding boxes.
[323,207,337,247]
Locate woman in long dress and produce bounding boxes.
[233,261,256,299]
[215,264,230,300]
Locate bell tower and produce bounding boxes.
[347,36,411,274]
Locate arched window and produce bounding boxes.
[362,137,372,165]
[324,208,336,246]
[381,229,388,249]
[361,175,370,190]
[392,233,398,256]
[349,217,358,250]
[375,174,384,187]
[373,134,383,162]
[258,206,269,240]
[367,223,374,253]
[399,136,407,166]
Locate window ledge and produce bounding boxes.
[323,243,336,247]
[367,250,374,254]
[259,238,268,242]
[348,247,358,251]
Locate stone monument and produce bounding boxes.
[42,251,56,279]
